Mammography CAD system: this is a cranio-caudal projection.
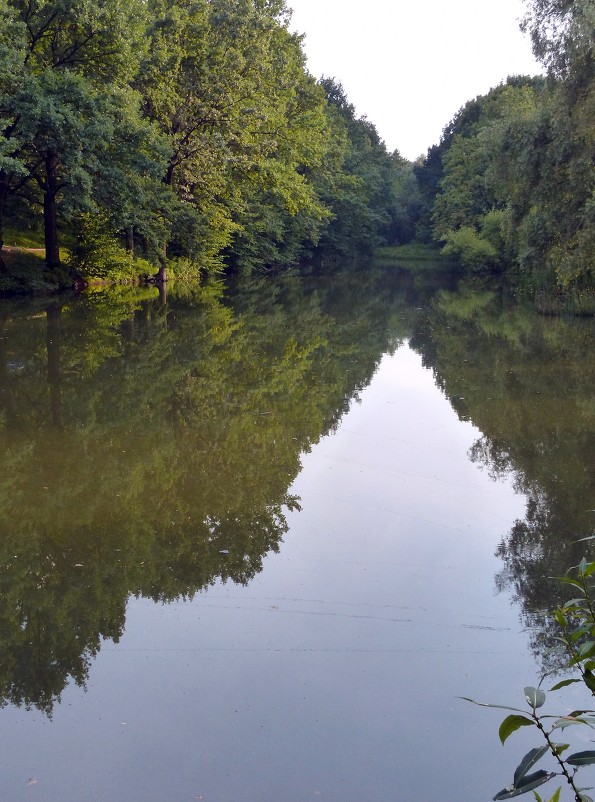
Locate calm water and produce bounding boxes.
[0,263,592,801]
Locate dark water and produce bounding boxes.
[0,263,592,801]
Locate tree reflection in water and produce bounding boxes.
[0,264,419,714]
[0,267,591,713]
[409,278,594,672]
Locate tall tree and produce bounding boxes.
[0,0,28,260]
[0,0,162,271]
[137,0,332,275]
[314,78,397,259]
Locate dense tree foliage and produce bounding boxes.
[0,0,410,285]
[416,0,594,308]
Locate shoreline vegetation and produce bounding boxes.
[0,0,592,312]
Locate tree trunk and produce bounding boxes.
[153,264,167,282]
[43,153,60,270]
[158,282,167,306]
[125,225,135,255]
[0,313,16,427]
[152,242,167,282]
[46,304,62,428]
[0,172,7,270]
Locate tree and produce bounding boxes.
[136,0,333,277]
[313,78,398,259]
[0,0,29,259]
[0,0,165,273]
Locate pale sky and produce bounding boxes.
[288,0,543,160]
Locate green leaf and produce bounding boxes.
[493,770,556,799]
[459,697,525,713]
[570,625,594,642]
[583,671,595,693]
[552,743,570,755]
[552,717,583,731]
[525,687,546,709]
[582,562,595,578]
[578,642,595,661]
[549,678,581,691]
[578,557,588,576]
[545,789,561,802]
[514,746,549,785]
[551,714,595,730]
[563,598,588,610]
[553,610,568,627]
[499,714,535,744]
[567,750,595,766]
[557,576,585,591]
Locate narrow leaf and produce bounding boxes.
[549,679,581,691]
[514,746,549,785]
[459,697,524,713]
[493,771,555,799]
[567,750,595,766]
[583,671,595,693]
[552,717,583,731]
[557,577,585,591]
[552,715,595,730]
[553,610,567,627]
[578,642,595,660]
[516,771,556,792]
[547,788,561,802]
[499,714,534,745]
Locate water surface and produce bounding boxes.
[0,264,592,800]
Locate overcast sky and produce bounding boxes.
[288,0,543,160]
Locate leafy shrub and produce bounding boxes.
[441,226,499,271]
[68,213,152,280]
[466,551,595,801]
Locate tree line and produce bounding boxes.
[0,0,591,308]
[414,0,593,310]
[0,0,414,284]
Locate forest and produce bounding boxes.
[0,0,592,310]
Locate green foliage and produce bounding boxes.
[441,226,499,271]
[466,555,595,800]
[420,0,594,306]
[0,247,50,294]
[312,78,401,260]
[68,212,152,280]
[1,0,405,287]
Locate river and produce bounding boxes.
[0,259,592,801]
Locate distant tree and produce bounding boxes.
[314,77,398,258]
